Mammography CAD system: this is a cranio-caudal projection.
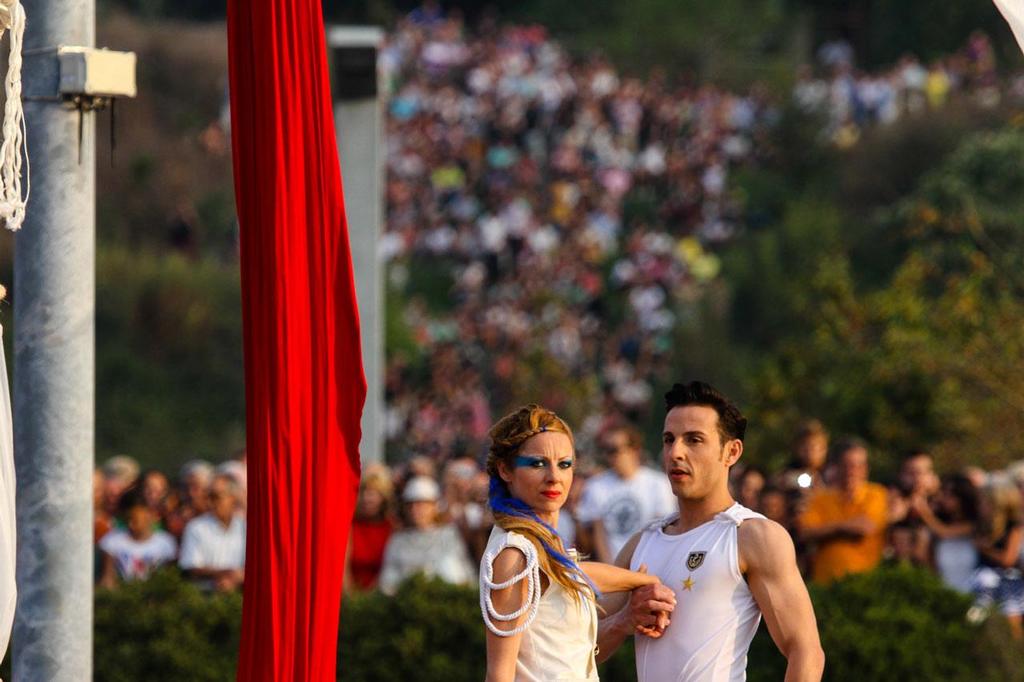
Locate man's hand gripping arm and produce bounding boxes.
[594,531,676,663]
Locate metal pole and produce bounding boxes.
[13,0,95,679]
[330,27,384,466]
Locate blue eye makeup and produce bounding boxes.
[514,455,575,469]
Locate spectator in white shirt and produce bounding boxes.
[98,488,177,588]
[576,424,676,562]
[378,476,475,595]
[179,473,246,592]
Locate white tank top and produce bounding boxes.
[631,503,765,682]
[480,526,599,682]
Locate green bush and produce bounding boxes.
[94,569,241,682]
[608,566,1024,682]
[810,566,1024,682]
[336,567,1024,682]
[337,575,638,680]
[59,565,1024,680]
[753,565,1024,682]
[338,575,486,681]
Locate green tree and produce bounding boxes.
[726,127,1024,473]
[520,0,803,86]
[96,247,245,470]
[794,0,1023,69]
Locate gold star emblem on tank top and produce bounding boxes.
[682,575,694,591]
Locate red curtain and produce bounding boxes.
[227,0,367,679]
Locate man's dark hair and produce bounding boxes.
[664,381,747,442]
[117,485,148,516]
[792,418,828,445]
[939,473,979,523]
[828,436,868,464]
[738,465,765,484]
[901,448,931,465]
[604,423,644,451]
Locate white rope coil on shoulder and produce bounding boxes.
[479,537,541,637]
[0,0,27,232]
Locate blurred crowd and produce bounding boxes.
[119,3,1024,636]
[375,4,1024,470]
[795,32,1024,148]
[379,3,773,463]
[93,454,246,593]
[347,418,1024,640]
[92,417,1024,642]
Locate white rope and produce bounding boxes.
[0,0,27,232]
[479,538,542,637]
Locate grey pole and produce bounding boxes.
[13,0,96,679]
[330,27,384,466]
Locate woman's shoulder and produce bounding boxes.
[484,525,535,557]
[487,539,532,580]
[479,528,544,636]
[481,528,541,584]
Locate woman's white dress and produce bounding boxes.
[480,526,599,682]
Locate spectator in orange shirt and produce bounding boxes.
[798,437,889,584]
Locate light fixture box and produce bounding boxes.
[58,47,137,99]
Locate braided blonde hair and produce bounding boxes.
[487,404,592,604]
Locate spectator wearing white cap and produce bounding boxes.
[100,455,141,520]
[377,476,475,595]
[441,457,489,562]
[216,459,247,510]
[164,459,215,539]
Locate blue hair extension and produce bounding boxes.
[488,477,600,597]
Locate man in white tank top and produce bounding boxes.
[596,381,824,682]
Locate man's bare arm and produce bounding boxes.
[740,519,825,682]
[595,532,676,663]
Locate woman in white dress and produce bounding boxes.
[480,404,667,682]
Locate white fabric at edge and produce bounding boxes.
[0,325,16,659]
[995,0,1024,54]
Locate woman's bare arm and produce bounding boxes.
[579,561,659,593]
[484,547,532,682]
